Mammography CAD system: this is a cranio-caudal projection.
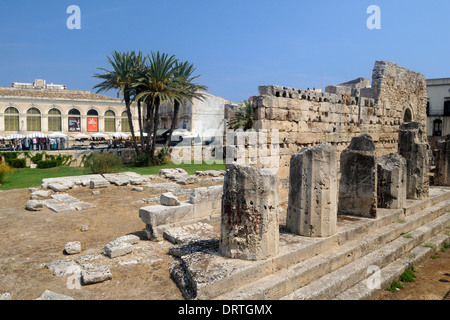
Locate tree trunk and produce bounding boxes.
[137,99,144,149]
[124,93,140,155]
[149,96,161,162]
[165,99,180,148]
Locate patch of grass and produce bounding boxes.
[0,160,226,190]
[387,280,404,293]
[397,219,406,224]
[423,242,436,248]
[430,254,441,259]
[399,269,416,282]
[403,233,413,239]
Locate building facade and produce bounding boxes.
[0,79,137,137]
[426,78,450,139]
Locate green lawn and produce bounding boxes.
[0,161,225,191]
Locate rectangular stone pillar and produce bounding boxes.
[398,122,429,199]
[338,133,377,218]
[286,143,337,237]
[377,153,407,209]
[220,163,279,261]
[434,135,450,186]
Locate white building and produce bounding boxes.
[426,78,450,138]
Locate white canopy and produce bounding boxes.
[70,133,90,140]
[27,132,47,138]
[91,133,109,139]
[5,134,25,140]
[48,132,68,138]
[110,132,128,139]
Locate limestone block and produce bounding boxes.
[139,202,194,240]
[160,192,180,206]
[434,136,450,186]
[398,122,429,200]
[81,264,112,285]
[377,153,407,209]
[287,143,338,237]
[102,241,133,258]
[36,290,74,300]
[220,163,279,261]
[89,179,110,189]
[64,241,81,255]
[47,259,81,277]
[338,133,377,218]
[26,200,44,211]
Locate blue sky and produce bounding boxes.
[0,0,449,102]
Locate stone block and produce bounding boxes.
[81,264,112,285]
[64,241,81,255]
[47,259,81,277]
[338,133,377,218]
[26,200,44,211]
[160,192,180,206]
[398,122,429,199]
[220,163,279,261]
[377,153,407,209]
[89,179,110,189]
[287,143,338,237]
[139,202,194,240]
[36,290,74,300]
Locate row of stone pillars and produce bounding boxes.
[219,122,432,261]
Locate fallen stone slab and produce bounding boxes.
[42,199,75,213]
[26,200,44,211]
[177,175,199,185]
[163,222,215,245]
[36,290,74,300]
[30,190,51,199]
[51,194,79,204]
[0,293,12,300]
[90,179,110,189]
[72,202,96,211]
[101,235,139,258]
[76,254,101,264]
[132,187,144,192]
[195,170,225,177]
[81,264,112,285]
[48,183,71,193]
[160,192,180,206]
[64,242,81,255]
[47,259,81,277]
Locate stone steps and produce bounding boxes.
[213,194,450,300]
[280,211,450,300]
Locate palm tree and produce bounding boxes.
[93,51,142,155]
[134,51,179,161]
[164,61,208,148]
[228,99,254,131]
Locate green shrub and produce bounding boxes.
[399,270,416,283]
[134,152,151,167]
[36,160,59,169]
[0,162,14,184]
[387,280,404,293]
[86,152,122,174]
[9,158,26,168]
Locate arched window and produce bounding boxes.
[87,109,99,132]
[403,108,412,123]
[433,119,443,137]
[104,110,116,132]
[4,107,19,131]
[121,111,130,132]
[48,108,62,132]
[27,108,41,131]
[68,108,81,132]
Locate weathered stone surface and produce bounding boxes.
[131,186,144,192]
[377,153,407,209]
[64,241,81,255]
[48,183,71,192]
[338,133,377,218]
[398,122,430,199]
[81,264,112,285]
[163,222,215,245]
[139,202,194,240]
[0,293,12,300]
[160,192,180,206]
[102,234,139,258]
[30,190,50,199]
[47,259,81,277]
[41,199,75,213]
[176,175,199,185]
[51,194,79,204]
[159,168,188,180]
[72,202,96,211]
[89,179,110,189]
[220,163,279,261]
[26,200,43,211]
[287,143,338,237]
[36,290,74,300]
[434,135,450,186]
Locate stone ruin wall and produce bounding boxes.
[245,61,427,200]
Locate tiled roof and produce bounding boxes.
[0,87,122,102]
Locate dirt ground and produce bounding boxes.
[0,178,448,300]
